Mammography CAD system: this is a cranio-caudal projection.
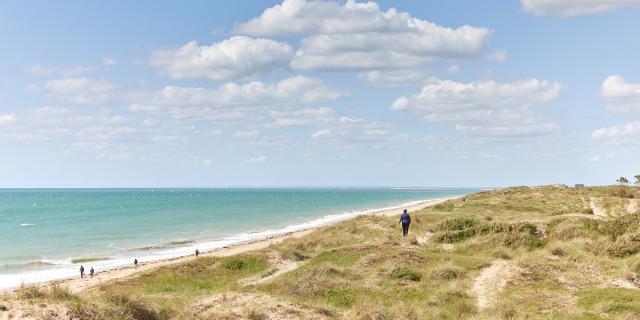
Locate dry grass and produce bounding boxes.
[9,185,640,319]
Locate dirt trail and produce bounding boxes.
[241,252,302,286]
[627,199,639,214]
[471,260,519,311]
[590,198,607,218]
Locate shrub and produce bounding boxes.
[391,267,421,282]
[551,247,566,257]
[607,241,640,258]
[437,217,476,231]
[431,267,463,281]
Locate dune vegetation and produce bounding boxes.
[5,185,640,319]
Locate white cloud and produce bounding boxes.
[102,57,117,66]
[127,76,344,121]
[265,107,334,128]
[390,96,408,110]
[488,50,508,62]
[521,0,640,16]
[234,130,260,139]
[244,155,267,164]
[150,36,294,81]
[592,121,640,142]
[235,0,490,70]
[26,65,95,77]
[600,75,640,113]
[0,114,17,126]
[359,69,426,85]
[589,153,615,162]
[392,77,563,137]
[44,77,116,104]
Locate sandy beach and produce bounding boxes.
[6,196,456,295]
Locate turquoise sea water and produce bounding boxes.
[0,188,476,289]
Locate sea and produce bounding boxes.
[0,188,476,290]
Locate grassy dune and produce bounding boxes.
[6,185,640,319]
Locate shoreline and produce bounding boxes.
[3,196,457,294]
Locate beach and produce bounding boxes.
[8,196,455,294]
[1,188,474,291]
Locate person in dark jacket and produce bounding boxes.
[399,209,411,237]
[134,258,139,268]
[79,265,85,278]
[89,267,95,278]
[195,249,200,258]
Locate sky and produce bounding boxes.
[1,0,639,188]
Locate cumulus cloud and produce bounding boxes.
[150,36,294,81]
[521,0,640,16]
[392,78,563,137]
[43,77,116,104]
[235,0,490,70]
[600,75,640,113]
[592,121,640,143]
[127,76,344,122]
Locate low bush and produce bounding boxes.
[391,267,421,282]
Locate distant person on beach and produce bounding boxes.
[90,267,95,278]
[399,209,411,237]
[134,258,138,268]
[80,265,85,278]
[195,249,200,258]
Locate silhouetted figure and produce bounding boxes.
[79,265,85,278]
[399,209,411,237]
[90,267,95,278]
[134,258,138,268]
[195,249,200,258]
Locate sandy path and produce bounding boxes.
[590,198,607,218]
[627,199,639,214]
[5,196,458,294]
[240,252,303,286]
[471,260,519,310]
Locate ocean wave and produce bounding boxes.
[1,260,56,270]
[70,257,110,264]
[130,239,196,252]
[20,223,35,227]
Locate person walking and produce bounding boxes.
[195,249,200,258]
[399,209,411,237]
[134,258,139,268]
[79,265,85,278]
[89,267,95,278]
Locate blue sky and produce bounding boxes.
[1,0,639,188]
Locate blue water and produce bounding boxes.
[0,188,475,288]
